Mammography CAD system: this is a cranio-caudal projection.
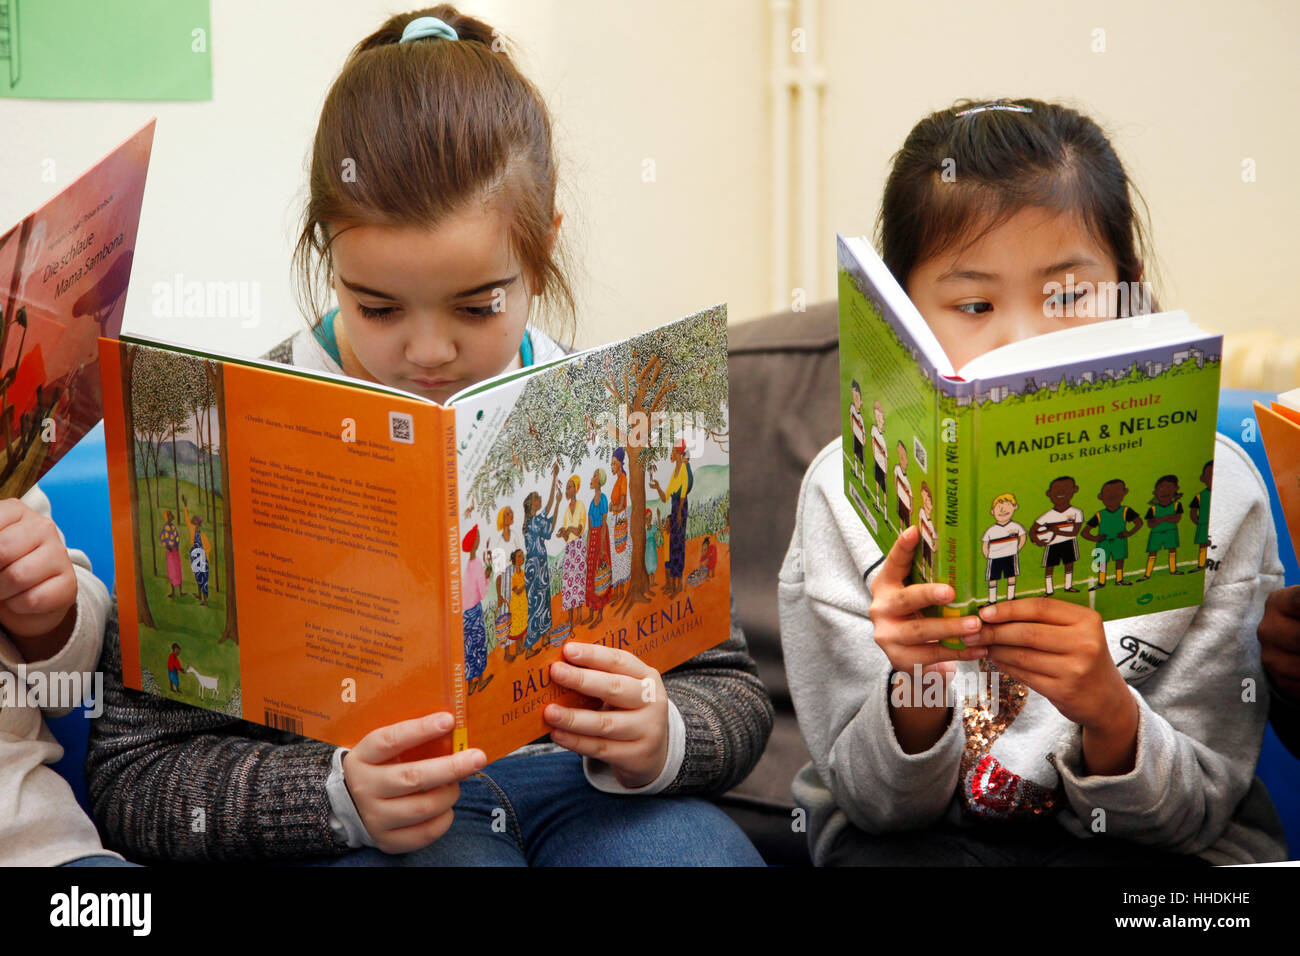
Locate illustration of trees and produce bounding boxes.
[120,345,156,630]
[127,347,237,644]
[465,306,729,618]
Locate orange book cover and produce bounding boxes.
[1256,399,1300,557]
[97,304,732,763]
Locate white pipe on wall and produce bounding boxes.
[769,0,791,312]
[795,0,825,307]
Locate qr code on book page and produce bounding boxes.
[388,411,415,444]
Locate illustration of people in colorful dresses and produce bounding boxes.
[523,459,563,658]
[494,505,520,653]
[1189,460,1214,572]
[918,482,936,582]
[649,439,693,597]
[849,380,866,482]
[893,440,912,530]
[644,508,664,591]
[609,448,631,605]
[182,496,211,606]
[1029,476,1083,595]
[1141,474,1184,580]
[981,492,1027,605]
[507,551,529,662]
[167,642,183,693]
[558,472,589,634]
[161,510,183,598]
[870,401,888,511]
[1081,479,1142,590]
[461,525,493,695]
[584,468,613,626]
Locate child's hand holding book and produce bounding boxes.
[341,713,487,855]
[968,599,1139,776]
[545,642,670,790]
[0,498,79,662]
[869,526,987,754]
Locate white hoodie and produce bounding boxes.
[778,433,1287,865]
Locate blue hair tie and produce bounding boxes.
[400,16,459,43]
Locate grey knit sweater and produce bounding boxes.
[85,330,771,863]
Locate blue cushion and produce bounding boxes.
[1219,390,1300,854]
[38,422,113,818]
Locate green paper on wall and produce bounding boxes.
[0,0,211,101]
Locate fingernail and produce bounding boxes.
[437,713,454,731]
[963,615,981,631]
[936,585,954,602]
[979,605,998,621]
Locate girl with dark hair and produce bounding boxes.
[781,98,1285,866]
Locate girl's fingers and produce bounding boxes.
[543,703,643,740]
[872,580,956,620]
[351,713,459,766]
[549,660,649,708]
[973,621,1069,654]
[984,641,1067,678]
[881,612,983,647]
[892,641,987,670]
[368,747,486,800]
[982,659,1058,701]
[365,781,461,834]
[978,597,1086,627]
[548,727,639,763]
[560,640,652,679]
[872,526,922,593]
[371,806,457,855]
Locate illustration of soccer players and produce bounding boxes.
[848,380,866,483]
[1141,474,1184,580]
[918,482,936,581]
[893,439,912,529]
[1030,476,1084,595]
[1189,460,1213,572]
[870,400,888,511]
[981,492,1027,605]
[1080,478,1142,590]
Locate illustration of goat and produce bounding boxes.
[186,665,219,700]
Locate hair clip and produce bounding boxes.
[400,16,459,43]
[955,103,1033,117]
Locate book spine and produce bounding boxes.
[935,383,977,629]
[440,407,469,752]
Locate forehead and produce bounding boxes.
[328,203,516,297]
[914,206,1116,283]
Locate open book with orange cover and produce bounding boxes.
[98,305,731,761]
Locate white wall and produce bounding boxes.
[0,0,1295,367]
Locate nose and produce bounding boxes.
[986,303,1041,353]
[404,315,457,369]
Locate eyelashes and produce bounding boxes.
[354,302,498,320]
[952,289,1090,315]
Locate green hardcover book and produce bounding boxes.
[837,234,1222,636]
